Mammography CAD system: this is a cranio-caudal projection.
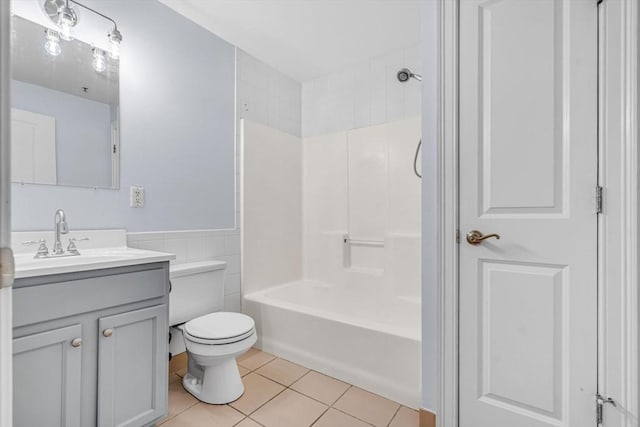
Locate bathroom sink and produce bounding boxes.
[13,246,175,279]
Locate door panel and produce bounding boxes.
[13,324,82,427]
[97,305,167,427]
[459,1,598,426]
[478,0,564,215]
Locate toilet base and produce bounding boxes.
[182,355,245,404]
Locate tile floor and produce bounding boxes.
[160,348,418,427]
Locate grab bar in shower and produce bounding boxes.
[343,236,385,247]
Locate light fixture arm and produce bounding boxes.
[67,0,119,35]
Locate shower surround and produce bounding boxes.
[241,116,421,407]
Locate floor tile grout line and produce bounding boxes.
[233,376,289,418]
[255,369,351,409]
[308,402,333,427]
[252,368,309,389]
[386,405,402,427]
[233,415,266,427]
[245,368,344,427]
[162,399,198,424]
[309,384,367,427]
[329,405,378,427]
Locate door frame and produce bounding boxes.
[435,1,639,426]
[0,1,14,427]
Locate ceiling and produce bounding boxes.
[158,0,423,82]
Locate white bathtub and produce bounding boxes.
[243,279,421,408]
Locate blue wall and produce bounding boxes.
[12,80,112,188]
[12,0,236,232]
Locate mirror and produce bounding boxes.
[10,15,119,189]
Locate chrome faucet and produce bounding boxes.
[53,209,69,255]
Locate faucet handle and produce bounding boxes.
[23,240,49,258]
[67,237,89,254]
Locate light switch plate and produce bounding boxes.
[130,186,144,208]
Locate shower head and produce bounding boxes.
[397,68,422,83]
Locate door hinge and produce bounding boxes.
[596,394,616,425]
[113,144,117,154]
[456,229,460,244]
[596,185,603,214]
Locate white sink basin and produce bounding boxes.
[13,246,175,279]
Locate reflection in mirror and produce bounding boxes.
[11,15,119,189]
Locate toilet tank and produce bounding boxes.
[169,260,227,326]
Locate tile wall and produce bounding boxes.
[127,230,242,311]
[301,44,421,137]
[236,49,302,138]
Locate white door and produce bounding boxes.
[459,1,598,427]
[11,108,57,185]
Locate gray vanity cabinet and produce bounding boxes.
[98,305,167,427]
[13,263,170,427]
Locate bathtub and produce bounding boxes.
[243,279,421,408]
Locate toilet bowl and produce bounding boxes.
[179,312,256,404]
[169,261,257,404]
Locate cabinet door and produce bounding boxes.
[13,324,83,427]
[98,305,168,427]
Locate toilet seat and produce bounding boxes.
[184,312,255,345]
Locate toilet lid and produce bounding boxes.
[184,312,255,342]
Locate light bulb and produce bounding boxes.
[56,5,76,41]
[109,39,120,60]
[44,29,61,57]
[108,28,122,60]
[92,48,106,73]
[59,21,73,41]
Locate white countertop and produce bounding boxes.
[14,247,175,279]
[12,229,175,279]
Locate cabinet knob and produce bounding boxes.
[71,338,82,348]
[103,329,113,338]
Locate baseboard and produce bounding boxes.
[420,409,436,427]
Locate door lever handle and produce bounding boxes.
[466,230,500,245]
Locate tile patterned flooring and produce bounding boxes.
[160,348,418,427]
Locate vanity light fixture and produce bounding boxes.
[44,28,62,57]
[43,0,122,60]
[92,48,106,72]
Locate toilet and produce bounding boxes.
[169,260,256,404]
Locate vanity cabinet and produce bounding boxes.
[12,263,170,427]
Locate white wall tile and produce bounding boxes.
[186,236,206,262]
[302,44,421,137]
[236,49,302,137]
[224,234,241,255]
[220,253,241,275]
[224,293,242,312]
[225,273,241,295]
[165,238,188,264]
[128,239,165,253]
[205,234,226,258]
